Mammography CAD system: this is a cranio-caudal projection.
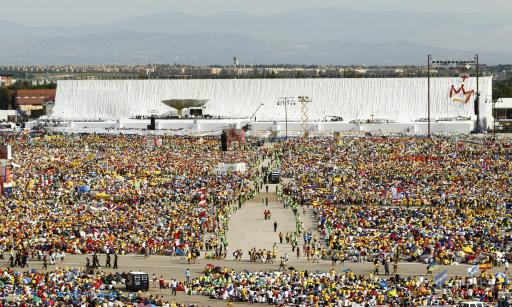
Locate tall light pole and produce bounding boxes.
[492,98,503,141]
[493,98,497,141]
[475,54,480,131]
[485,97,495,140]
[277,97,295,139]
[427,54,431,137]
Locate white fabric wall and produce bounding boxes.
[53,77,492,123]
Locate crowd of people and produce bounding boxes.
[0,267,193,306]
[4,132,512,305]
[188,266,512,306]
[281,137,512,266]
[248,247,277,264]
[0,133,270,259]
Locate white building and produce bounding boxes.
[0,110,16,122]
[492,98,512,132]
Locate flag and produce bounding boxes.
[495,272,506,280]
[479,263,492,271]
[325,223,332,237]
[379,280,388,290]
[227,284,234,293]
[434,269,448,287]
[467,265,479,276]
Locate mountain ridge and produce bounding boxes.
[0,7,511,65]
[1,30,511,66]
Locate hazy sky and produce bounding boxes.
[3,0,512,26]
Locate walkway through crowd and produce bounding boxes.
[225,161,319,261]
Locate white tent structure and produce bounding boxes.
[52,77,492,127]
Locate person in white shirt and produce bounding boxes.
[170,279,177,296]
[467,288,473,299]
[489,277,496,287]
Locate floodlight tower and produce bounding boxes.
[277,97,295,139]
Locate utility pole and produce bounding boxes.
[493,98,496,141]
[492,98,502,141]
[429,55,482,134]
[427,54,431,137]
[475,54,480,131]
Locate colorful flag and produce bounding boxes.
[467,265,479,276]
[379,280,388,290]
[434,269,448,286]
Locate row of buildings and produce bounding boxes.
[0,88,56,122]
[2,63,508,81]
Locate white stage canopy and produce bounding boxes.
[53,77,492,126]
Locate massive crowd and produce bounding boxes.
[188,267,512,306]
[0,133,266,258]
[3,132,512,305]
[281,137,512,266]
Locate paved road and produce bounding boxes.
[225,182,298,259]
[2,252,510,306]
[1,253,491,277]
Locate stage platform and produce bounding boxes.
[46,118,475,134]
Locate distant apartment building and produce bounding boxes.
[2,64,504,81]
[258,67,321,78]
[222,67,254,77]
[184,67,222,76]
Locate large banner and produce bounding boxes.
[224,128,245,150]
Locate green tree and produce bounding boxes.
[9,80,56,90]
[493,78,512,100]
[0,86,9,109]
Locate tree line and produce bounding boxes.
[494,77,512,100]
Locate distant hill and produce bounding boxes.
[1,7,511,65]
[96,8,512,52]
